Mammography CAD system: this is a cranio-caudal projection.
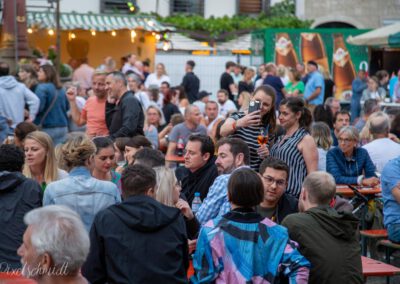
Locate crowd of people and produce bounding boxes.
[1,55,400,284]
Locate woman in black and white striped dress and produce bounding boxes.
[220,85,276,171]
[270,97,318,198]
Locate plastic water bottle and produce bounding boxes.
[192,192,202,213]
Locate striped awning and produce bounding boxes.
[7,11,171,32]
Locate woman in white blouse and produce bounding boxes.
[144,63,170,89]
[311,121,333,171]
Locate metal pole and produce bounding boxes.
[14,0,18,67]
[55,0,61,73]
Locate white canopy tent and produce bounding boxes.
[347,22,400,46]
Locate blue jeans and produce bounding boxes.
[350,99,361,123]
[42,126,68,145]
[0,116,10,143]
[388,223,400,243]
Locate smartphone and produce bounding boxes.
[248,100,261,113]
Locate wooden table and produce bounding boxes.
[0,272,37,283]
[336,185,381,197]
[362,256,400,277]
[165,154,185,164]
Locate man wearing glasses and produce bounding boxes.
[256,157,298,224]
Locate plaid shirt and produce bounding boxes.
[195,174,231,224]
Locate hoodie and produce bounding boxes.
[82,195,189,284]
[282,206,363,284]
[0,171,42,271]
[0,76,40,127]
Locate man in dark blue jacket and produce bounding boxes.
[82,164,188,284]
[351,69,368,123]
[0,144,42,271]
[105,71,144,139]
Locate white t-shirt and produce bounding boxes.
[362,138,400,173]
[193,101,206,115]
[317,147,328,171]
[219,100,237,118]
[144,73,170,89]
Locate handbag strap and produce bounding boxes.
[39,89,59,127]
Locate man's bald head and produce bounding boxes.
[369,111,390,137]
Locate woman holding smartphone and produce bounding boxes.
[220,85,276,171]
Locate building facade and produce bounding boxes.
[296,0,400,29]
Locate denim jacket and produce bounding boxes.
[326,147,376,185]
[43,166,121,231]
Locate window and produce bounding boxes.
[170,0,204,16]
[101,0,137,14]
[239,0,265,14]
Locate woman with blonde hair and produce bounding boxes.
[144,63,170,89]
[153,166,199,239]
[23,131,68,191]
[43,135,121,231]
[18,64,39,92]
[238,68,255,95]
[237,91,251,111]
[285,68,305,98]
[311,122,333,171]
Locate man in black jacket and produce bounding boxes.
[178,134,218,206]
[181,60,200,103]
[105,71,144,139]
[256,157,298,224]
[82,164,188,284]
[0,144,42,271]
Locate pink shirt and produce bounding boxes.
[81,96,109,137]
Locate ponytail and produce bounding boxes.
[300,107,312,129]
[280,97,312,130]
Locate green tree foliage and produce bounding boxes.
[157,13,311,39]
[270,0,296,17]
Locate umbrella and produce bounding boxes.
[347,22,400,46]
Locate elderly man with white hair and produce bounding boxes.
[362,111,400,173]
[17,205,89,284]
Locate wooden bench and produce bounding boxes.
[378,239,400,284]
[362,255,400,284]
[360,229,388,256]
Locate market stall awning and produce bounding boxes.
[347,22,400,46]
[156,33,214,51]
[217,34,251,53]
[1,11,171,32]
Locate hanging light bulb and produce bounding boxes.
[48,29,55,36]
[71,33,76,39]
[27,28,33,34]
[130,30,137,43]
[155,34,161,41]
[91,30,96,36]
[162,41,171,51]
[111,30,117,37]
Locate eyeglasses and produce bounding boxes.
[261,175,286,188]
[338,138,354,144]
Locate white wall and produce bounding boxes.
[204,0,236,18]
[155,53,251,96]
[137,0,170,17]
[26,0,99,13]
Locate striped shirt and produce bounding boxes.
[230,112,274,171]
[270,128,308,198]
